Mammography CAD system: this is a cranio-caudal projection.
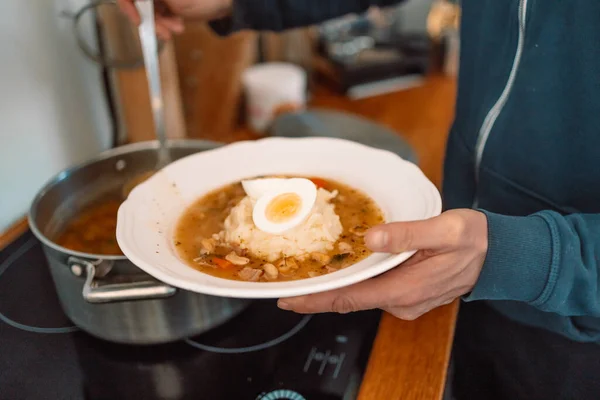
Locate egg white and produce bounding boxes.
[248,178,317,234]
[241,178,287,200]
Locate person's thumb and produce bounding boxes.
[365,216,449,253]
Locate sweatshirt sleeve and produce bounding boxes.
[465,210,600,318]
[209,0,406,35]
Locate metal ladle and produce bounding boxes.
[122,0,170,198]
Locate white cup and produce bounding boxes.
[242,62,307,134]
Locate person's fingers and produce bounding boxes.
[117,0,141,25]
[382,288,462,320]
[399,249,431,268]
[155,23,173,41]
[156,15,185,33]
[278,273,394,314]
[118,0,183,36]
[365,213,463,253]
[278,251,466,316]
[277,249,452,314]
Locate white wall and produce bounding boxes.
[0,0,112,231]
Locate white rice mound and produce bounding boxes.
[216,188,343,262]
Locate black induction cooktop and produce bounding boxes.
[0,231,381,400]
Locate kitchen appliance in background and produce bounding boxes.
[312,5,432,99]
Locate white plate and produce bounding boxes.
[116,137,441,299]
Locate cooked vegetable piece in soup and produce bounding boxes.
[174,176,384,282]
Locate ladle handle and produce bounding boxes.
[136,0,170,168]
[68,257,177,304]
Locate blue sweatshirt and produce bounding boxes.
[211,0,600,343]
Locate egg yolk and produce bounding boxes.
[265,193,302,223]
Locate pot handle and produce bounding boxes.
[68,257,177,304]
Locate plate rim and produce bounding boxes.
[116,136,442,299]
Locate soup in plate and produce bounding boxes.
[174,176,384,283]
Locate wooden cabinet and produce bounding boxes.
[173,24,257,142]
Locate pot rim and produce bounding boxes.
[28,139,223,260]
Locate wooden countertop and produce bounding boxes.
[0,73,458,400]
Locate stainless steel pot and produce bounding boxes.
[29,140,251,345]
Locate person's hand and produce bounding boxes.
[278,209,488,320]
[117,0,233,40]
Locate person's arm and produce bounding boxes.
[466,211,600,319]
[210,0,406,36]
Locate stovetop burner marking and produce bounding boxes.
[0,238,79,334]
[256,389,306,400]
[185,315,312,354]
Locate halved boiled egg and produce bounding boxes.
[243,177,317,234]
